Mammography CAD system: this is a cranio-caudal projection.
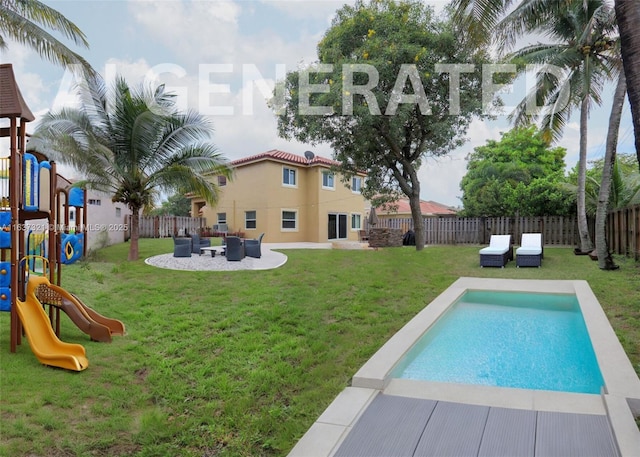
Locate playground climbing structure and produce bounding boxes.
[1,63,123,369]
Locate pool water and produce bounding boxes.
[390,291,604,394]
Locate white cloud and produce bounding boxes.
[418,118,505,206]
[129,0,240,63]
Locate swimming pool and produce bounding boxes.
[352,278,640,413]
[389,290,604,393]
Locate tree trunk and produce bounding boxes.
[128,207,140,261]
[615,0,640,170]
[408,192,425,251]
[577,96,594,253]
[596,74,626,270]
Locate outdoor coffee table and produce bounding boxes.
[200,246,225,257]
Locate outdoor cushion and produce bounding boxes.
[479,246,510,255]
[516,246,542,256]
[479,235,511,254]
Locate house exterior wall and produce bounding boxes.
[194,156,368,243]
[70,190,130,251]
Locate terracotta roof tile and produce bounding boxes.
[231,149,339,168]
[378,198,456,216]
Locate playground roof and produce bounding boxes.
[0,64,35,122]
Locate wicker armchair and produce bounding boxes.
[225,236,245,261]
[172,235,192,258]
[244,233,264,258]
[190,233,211,254]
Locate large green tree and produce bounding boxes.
[0,0,92,71]
[460,126,573,216]
[273,0,494,250]
[151,193,192,217]
[29,75,232,261]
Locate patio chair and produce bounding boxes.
[244,233,264,258]
[225,236,245,261]
[516,233,543,267]
[479,234,512,267]
[172,235,192,258]
[190,233,211,254]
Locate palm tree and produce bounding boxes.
[614,0,640,170]
[595,72,625,270]
[453,0,640,173]
[504,0,618,253]
[0,0,92,72]
[28,75,233,261]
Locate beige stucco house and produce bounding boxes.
[191,149,369,243]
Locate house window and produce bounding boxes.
[88,199,101,205]
[351,213,362,230]
[281,210,297,230]
[283,167,296,186]
[217,175,227,186]
[245,210,256,230]
[352,177,362,193]
[115,207,121,218]
[217,213,226,224]
[322,171,335,189]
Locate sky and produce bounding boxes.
[1,0,636,208]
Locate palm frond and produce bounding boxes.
[0,4,93,73]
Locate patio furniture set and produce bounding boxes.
[172,233,265,261]
[479,233,543,268]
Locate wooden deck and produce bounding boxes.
[333,394,619,457]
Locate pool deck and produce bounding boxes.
[288,278,640,457]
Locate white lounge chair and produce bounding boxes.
[516,233,543,267]
[479,234,512,268]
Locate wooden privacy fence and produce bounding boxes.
[607,204,640,260]
[125,216,207,239]
[378,216,581,246]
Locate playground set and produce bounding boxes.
[1,63,124,371]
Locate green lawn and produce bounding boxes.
[1,239,639,456]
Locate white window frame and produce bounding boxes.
[322,171,335,190]
[281,209,298,231]
[217,212,227,224]
[282,166,297,187]
[245,210,257,230]
[352,176,362,193]
[351,213,362,230]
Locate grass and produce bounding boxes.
[1,239,639,456]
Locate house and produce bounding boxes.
[374,198,457,223]
[191,149,369,243]
[68,189,130,251]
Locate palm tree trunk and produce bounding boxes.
[128,207,140,261]
[577,96,594,253]
[615,0,640,171]
[408,192,425,251]
[595,74,626,270]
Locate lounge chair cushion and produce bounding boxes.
[479,246,509,255]
[516,246,542,256]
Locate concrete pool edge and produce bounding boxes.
[288,277,640,457]
[351,277,640,406]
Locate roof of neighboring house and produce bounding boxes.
[377,198,457,216]
[232,149,339,168]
